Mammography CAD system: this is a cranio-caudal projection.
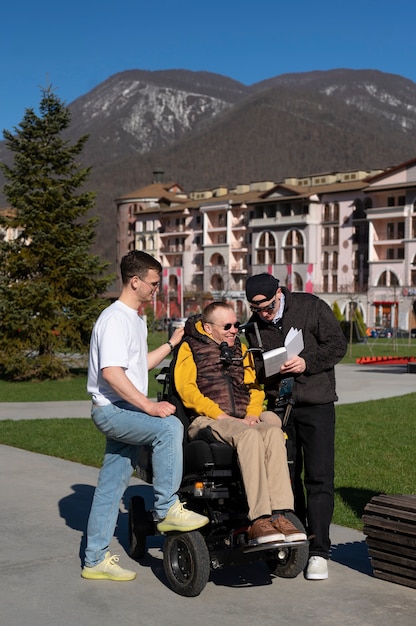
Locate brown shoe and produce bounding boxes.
[247,518,285,545]
[270,514,307,542]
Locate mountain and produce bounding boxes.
[1,68,416,271]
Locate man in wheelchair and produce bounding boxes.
[174,301,306,547]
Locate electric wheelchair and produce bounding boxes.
[128,360,308,597]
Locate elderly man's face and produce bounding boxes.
[203,308,240,347]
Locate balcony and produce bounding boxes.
[230,264,248,273]
[231,242,248,251]
[159,226,188,236]
[162,244,191,253]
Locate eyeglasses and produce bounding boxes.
[249,299,276,313]
[206,321,240,330]
[130,275,160,291]
[140,277,160,291]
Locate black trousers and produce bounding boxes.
[288,403,336,560]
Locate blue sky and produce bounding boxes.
[2,0,416,132]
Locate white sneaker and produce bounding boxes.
[81,552,136,581]
[305,556,329,580]
[156,499,209,533]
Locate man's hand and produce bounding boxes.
[146,400,177,418]
[170,325,185,345]
[280,355,306,375]
[216,413,259,426]
[243,414,260,426]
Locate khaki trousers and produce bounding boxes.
[188,412,294,520]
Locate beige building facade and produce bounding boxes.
[115,160,416,331]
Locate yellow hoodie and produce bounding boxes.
[174,320,265,419]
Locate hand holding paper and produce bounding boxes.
[262,328,304,377]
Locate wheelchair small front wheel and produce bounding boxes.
[163,530,210,596]
[266,512,309,578]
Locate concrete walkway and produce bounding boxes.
[1,362,415,625]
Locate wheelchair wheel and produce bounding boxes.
[266,512,309,578]
[128,496,147,560]
[163,530,210,597]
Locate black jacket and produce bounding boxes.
[245,287,347,406]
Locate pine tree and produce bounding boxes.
[0,87,113,380]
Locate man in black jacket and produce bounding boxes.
[244,273,347,580]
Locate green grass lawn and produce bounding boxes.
[1,393,415,531]
[0,332,167,401]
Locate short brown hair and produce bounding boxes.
[120,251,162,285]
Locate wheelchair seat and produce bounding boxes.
[184,434,236,473]
[166,381,238,474]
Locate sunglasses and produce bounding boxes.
[250,299,276,313]
[207,321,241,330]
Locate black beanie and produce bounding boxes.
[245,273,280,303]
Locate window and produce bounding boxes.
[283,229,304,264]
[387,223,395,239]
[211,274,224,291]
[353,199,364,218]
[397,221,405,239]
[377,270,399,287]
[256,231,276,265]
[279,203,291,217]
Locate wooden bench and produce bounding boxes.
[362,494,416,589]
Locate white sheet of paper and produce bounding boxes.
[262,328,304,377]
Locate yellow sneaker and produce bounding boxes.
[81,552,136,581]
[156,499,209,533]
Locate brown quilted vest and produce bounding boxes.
[185,333,250,419]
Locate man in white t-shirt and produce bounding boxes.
[82,251,208,582]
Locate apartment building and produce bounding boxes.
[115,161,416,331]
[364,157,416,330]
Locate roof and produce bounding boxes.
[115,181,186,204]
[365,156,416,184]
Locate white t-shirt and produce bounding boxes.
[87,300,148,406]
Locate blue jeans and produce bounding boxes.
[84,401,183,567]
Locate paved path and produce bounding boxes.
[1,362,415,625]
[1,444,416,626]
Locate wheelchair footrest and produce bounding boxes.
[243,539,309,554]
